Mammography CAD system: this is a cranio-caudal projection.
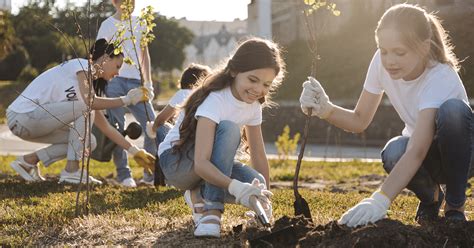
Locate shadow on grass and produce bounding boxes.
[0,177,79,199]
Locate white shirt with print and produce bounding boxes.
[363,50,468,137]
[8,59,88,113]
[158,87,262,156]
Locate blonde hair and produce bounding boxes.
[375,3,460,71]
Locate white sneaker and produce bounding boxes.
[138,177,154,186]
[194,215,221,238]
[120,177,137,187]
[59,169,102,185]
[10,156,45,182]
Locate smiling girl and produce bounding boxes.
[299,3,471,226]
[157,38,285,238]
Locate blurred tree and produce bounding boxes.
[149,15,194,71]
[0,45,29,80]
[0,11,17,60]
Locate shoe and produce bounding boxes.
[415,187,444,223]
[138,177,154,186]
[184,190,205,225]
[10,156,45,182]
[445,210,467,222]
[194,215,221,238]
[59,169,102,185]
[120,177,137,187]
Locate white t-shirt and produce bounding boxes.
[169,89,192,108]
[97,16,144,80]
[158,87,262,156]
[8,59,88,113]
[364,50,468,136]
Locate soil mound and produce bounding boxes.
[243,215,474,247]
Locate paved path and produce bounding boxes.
[0,114,382,162]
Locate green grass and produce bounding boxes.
[1,156,473,246]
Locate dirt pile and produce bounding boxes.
[242,215,474,247]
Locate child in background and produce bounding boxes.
[145,63,211,145]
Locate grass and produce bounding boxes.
[1,156,473,246]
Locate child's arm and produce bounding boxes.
[152,105,176,130]
[194,117,232,188]
[300,77,383,133]
[339,108,436,227]
[76,71,150,110]
[245,125,270,189]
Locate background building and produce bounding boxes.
[178,18,247,68]
[0,0,11,12]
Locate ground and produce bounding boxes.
[1,155,473,247]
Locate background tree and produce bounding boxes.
[0,11,17,60]
[149,15,194,71]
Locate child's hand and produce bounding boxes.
[146,121,156,138]
[338,190,391,227]
[127,145,155,174]
[228,179,273,210]
[299,77,335,119]
[121,87,151,105]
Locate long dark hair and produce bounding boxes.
[173,37,286,154]
[89,38,123,96]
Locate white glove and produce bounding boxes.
[121,87,151,106]
[228,178,273,210]
[146,121,156,138]
[299,76,335,119]
[144,81,155,100]
[245,179,273,224]
[338,190,391,227]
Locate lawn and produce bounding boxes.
[1,156,473,246]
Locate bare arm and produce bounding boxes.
[325,89,383,133]
[93,110,132,150]
[152,105,176,130]
[77,71,124,110]
[381,108,437,200]
[193,117,232,189]
[245,125,270,189]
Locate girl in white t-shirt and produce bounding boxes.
[157,38,285,238]
[300,4,471,226]
[7,39,154,185]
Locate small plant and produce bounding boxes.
[275,125,300,162]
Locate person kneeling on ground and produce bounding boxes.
[7,39,155,184]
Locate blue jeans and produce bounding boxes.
[159,121,265,212]
[381,99,473,208]
[105,77,156,182]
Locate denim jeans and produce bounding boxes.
[105,76,156,181]
[381,99,473,208]
[159,121,266,212]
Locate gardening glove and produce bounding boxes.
[144,81,155,100]
[121,87,151,106]
[245,179,273,225]
[146,121,156,139]
[338,190,391,227]
[228,178,273,210]
[127,145,155,174]
[299,76,335,119]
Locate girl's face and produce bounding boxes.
[377,28,428,81]
[231,68,276,104]
[100,55,123,81]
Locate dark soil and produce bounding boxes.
[241,215,474,248]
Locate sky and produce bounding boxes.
[11,0,251,21]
